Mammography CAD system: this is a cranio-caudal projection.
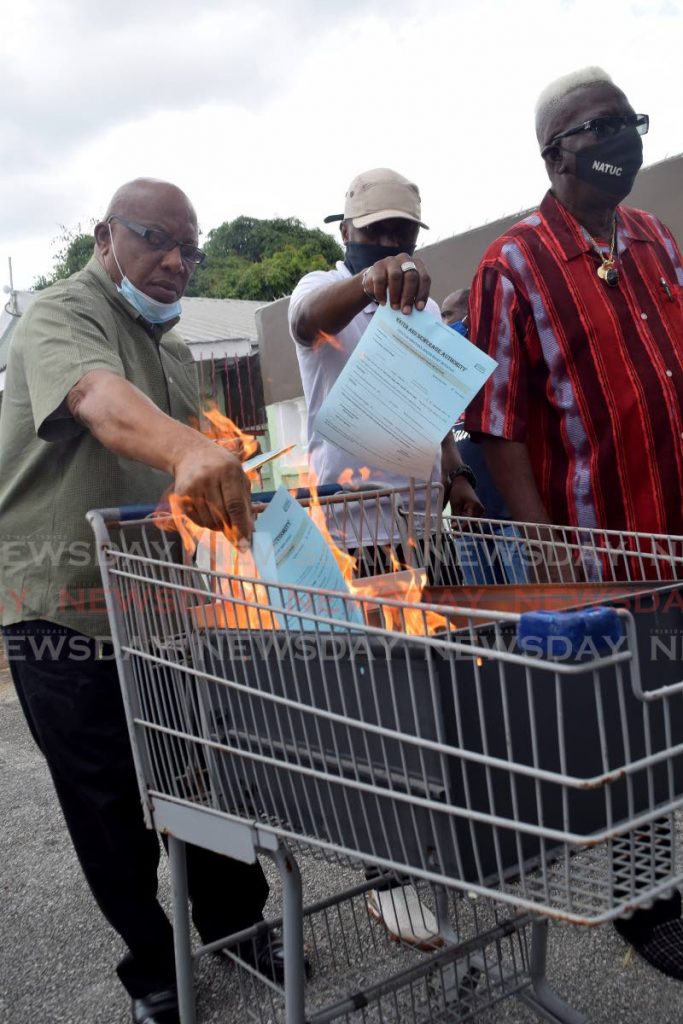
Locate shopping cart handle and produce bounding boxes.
[251,484,342,502]
[110,485,344,522]
[111,503,168,521]
[517,606,623,659]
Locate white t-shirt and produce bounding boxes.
[288,261,443,492]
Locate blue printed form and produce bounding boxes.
[313,303,498,480]
[253,486,364,632]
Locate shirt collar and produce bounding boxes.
[83,257,181,337]
[539,190,651,261]
[614,204,652,244]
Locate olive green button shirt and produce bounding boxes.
[0,257,200,638]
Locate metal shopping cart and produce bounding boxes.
[87,488,683,1024]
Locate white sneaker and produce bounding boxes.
[366,885,444,950]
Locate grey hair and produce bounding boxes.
[535,66,614,145]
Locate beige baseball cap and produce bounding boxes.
[324,168,428,229]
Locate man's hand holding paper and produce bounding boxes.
[361,252,431,315]
[313,303,497,482]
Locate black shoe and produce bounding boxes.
[245,931,288,985]
[223,930,311,986]
[131,988,180,1024]
[615,891,683,981]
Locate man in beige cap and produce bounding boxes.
[289,166,481,519]
[288,169,481,949]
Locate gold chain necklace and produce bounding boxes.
[586,217,619,287]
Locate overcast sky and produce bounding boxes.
[1,0,681,290]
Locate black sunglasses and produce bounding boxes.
[544,113,649,154]
[108,216,206,266]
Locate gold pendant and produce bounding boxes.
[597,260,619,286]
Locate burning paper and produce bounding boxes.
[253,486,364,632]
[313,304,497,480]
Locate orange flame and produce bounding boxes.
[192,402,260,466]
[156,425,450,637]
[301,471,448,634]
[154,403,269,628]
[156,494,278,630]
[305,470,357,583]
[336,466,372,488]
[155,403,273,629]
[346,547,451,636]
[313,330,344,352]
[381,551,449,635]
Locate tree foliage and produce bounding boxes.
[186,216,343,300]
[204,216,341,264]
[33,215,342,301]
[34,225,95,289]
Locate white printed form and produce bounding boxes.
[313,303,498,480]
[253,486,364,631]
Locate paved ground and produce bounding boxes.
[1,638,682,1023]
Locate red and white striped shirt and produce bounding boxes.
[465,190,683,537]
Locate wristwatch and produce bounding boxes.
[447,465,477,490]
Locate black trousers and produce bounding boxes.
[3,621,269,998]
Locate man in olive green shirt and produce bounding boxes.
[0,179,269,1024]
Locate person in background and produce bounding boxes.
[289,167,482,950]
[465,66,683,979]
[441,289,527,585]
[0,179,286,1024]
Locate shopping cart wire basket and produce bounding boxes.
[87,488,683,1023]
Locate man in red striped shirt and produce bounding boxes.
[465,67,683,540]
[465,65,683,981]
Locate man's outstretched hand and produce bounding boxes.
[172,441,254,540]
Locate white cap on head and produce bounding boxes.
[324,168,428,229]
[535,66,614,145]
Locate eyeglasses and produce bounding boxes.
[546,113,649,150]
[107,216,206,265]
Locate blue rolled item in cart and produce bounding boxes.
[110,485,344,521]
[517,606,623,659]
[252,484,342,504]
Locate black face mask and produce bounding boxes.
[344,242,414,276]
[572,130,643,198]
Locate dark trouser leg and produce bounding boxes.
[3,622,269,996]
[612,820,681,957]
[186,842,269,944]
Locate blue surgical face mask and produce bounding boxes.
[108,225,182,324]
[118,276,182,324]
[448,319,469,338]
